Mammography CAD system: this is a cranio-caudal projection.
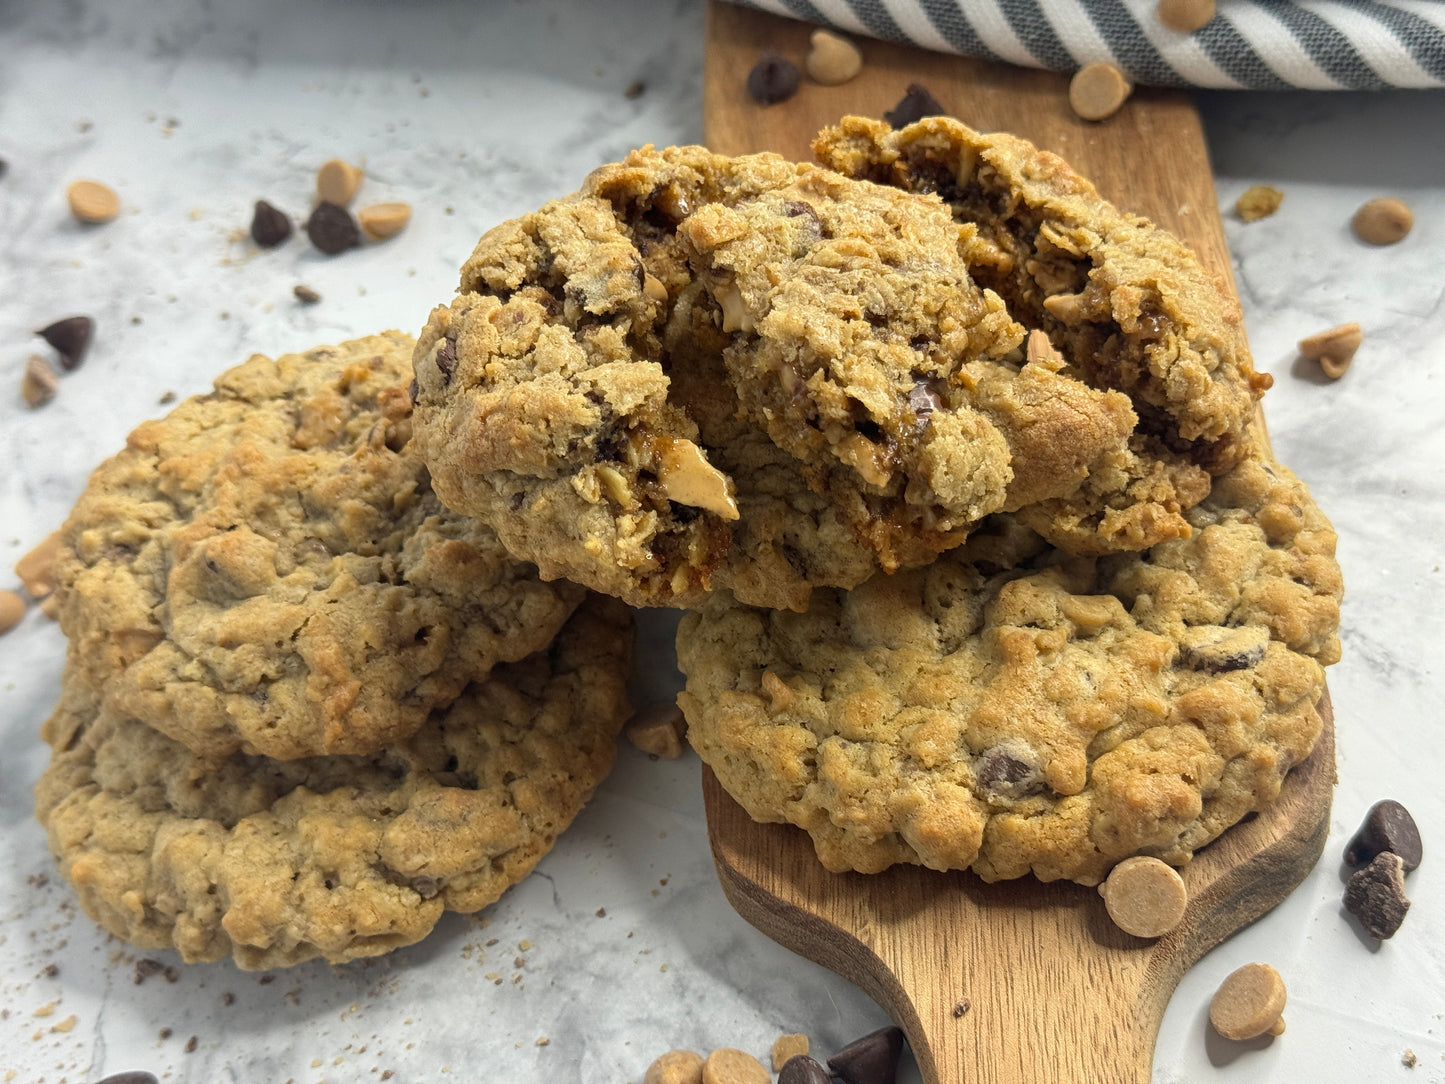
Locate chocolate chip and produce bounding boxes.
[906,380,941,429]
[96,1073,160,1084]
[250,199,292,247]
[133,958,165,984]
[408,377,420,404]
[1345,800,1422,871]
[1178,625,1269,674]
[1344,851,1411,939]
[827,1026,905,1084]
[38,315,94,371]
[293,284,322,305]
[884,83,947,128]
[747,54,801,105]
[779,1054,832,1084]
[306,200,360,255]
[952,998,971,1017]
[975,744,1044,799]
[434,339,457,383]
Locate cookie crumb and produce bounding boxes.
[1098,856,1187,938]
[536,1036,550,1047]
[1069,63,1131,121]
[595,907,606,917]
[67,179,120,223]
[51,1014,77,1033]
[747,54,800,105]
[1209,963,1286,1040]
[16,531,62,600]
[317,159,364,206]
[1236,185,1283,222]
[952,998,971,1018]
[1402,1048,1418,1067]
[1157,0,1215,32]
[770,1034,809,1071]
[624,79,647,100]
[805,30,862,86]
[22,355,59,408]
[626,702,687,759]
[294,285,322,305]
[158,391,176,404]
[1352,197,1412,245]
[1297,322,1362,380]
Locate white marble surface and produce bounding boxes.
[1,2,1442,1081]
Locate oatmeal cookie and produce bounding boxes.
[676,452,1341,884]
[55,333,583,759]
[412,144,1194,607]
[814,114,1272,477]
[35,596,632,971]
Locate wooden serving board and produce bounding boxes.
[700,4,1336,1082]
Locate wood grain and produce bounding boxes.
[700,4,1335,1082]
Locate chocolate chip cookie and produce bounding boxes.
[412,144,1215,609]
[55,333,584,759]
[814,115,1272,478]
[676,451,1341,884]
[35,596,633,970]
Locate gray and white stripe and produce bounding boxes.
[733,0,1445,88]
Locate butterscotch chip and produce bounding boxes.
[22,355,59,408]
[359,202,412,241]
[1157,0,1216,33]
[626,702,687,759]
[16,531,62,599]
[316,158,363,206]
[644,1049,704,1084]
[0,589,25,635]
[770,1034,810,1072]
[805,30,862,86]
[1210,963,1286,1040]
[1098,856,1187,937]
[1069,63,1132,121]
[1298,322,1362,380]
[66,180,120,223]
[1236,185,1284,222]
[702,1048,770,1084]
[1352,197,1412,245]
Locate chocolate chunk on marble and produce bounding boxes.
[828,1026,905,1084]
[38,315,94,371]
[1345,799,1422,871]
[1344,852,1411,940]
[778,1054,831,1084]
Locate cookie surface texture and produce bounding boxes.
[35,596,633,970]
[676,452,1341,884]
[54,332,584,759]
[412,145,1184,609]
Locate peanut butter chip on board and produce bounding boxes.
[1297,322,1362,380]
[316,158,364,206]
[66,179,120,223]
[806,29,863,86]
[1098,856,1188,938]
[1068,63,1132,121]
[702,1048,770,1084]
[644,1049,704,1084]
[1210,963,1287,1040]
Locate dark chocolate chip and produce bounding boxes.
[408,377,420,404]
[306,200,360,255]
[884,83,947,128]
[747,54,801,105]
[250,199,292,247]
[779,1054,832,1084]
[827,1025,905,1084]
[293,284,322,305]
[906,380,940,429]
[1345,800,1422,871]
[96,1073,161,1084]
[434,339,458,383]
[1178,625,1269,674]
[1344,851,1411,939]
[975,744,1044,799]
[38,315,94,371]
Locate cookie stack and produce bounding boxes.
[408,115,1343,885]
[35,332,634,969]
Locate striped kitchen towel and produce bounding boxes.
[728,0,1445,88]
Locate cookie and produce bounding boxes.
[54,333,584,759]
[676,452,1341,884]
[35,595,633,970]
[412,145,1204,608]
[813,115,1271,479]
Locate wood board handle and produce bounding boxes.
[703,697,1333,1084]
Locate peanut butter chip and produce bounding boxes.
[643,274,670,305]
[626,702,687,760]
[16,531,63,599]
[702,1048,770,1084]
[644,1050,704,1084]
[66,179,120,223]
[1098,856,1188,937]
[1025,328,1066,370]
[806,30,863,86]
[0,589,25,635]
[771,1035,810,1072]
[1236,185,1284,222]
[22,356,59,408]
[1068,63,1132,121]
[358,202,412,241]
[656,439,739,520]
[1210,962,1287,1040]
[1157,0,1216,33]
[1297,322,1362,380]
[316,159,364,206]
[1352,197,1412,245]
